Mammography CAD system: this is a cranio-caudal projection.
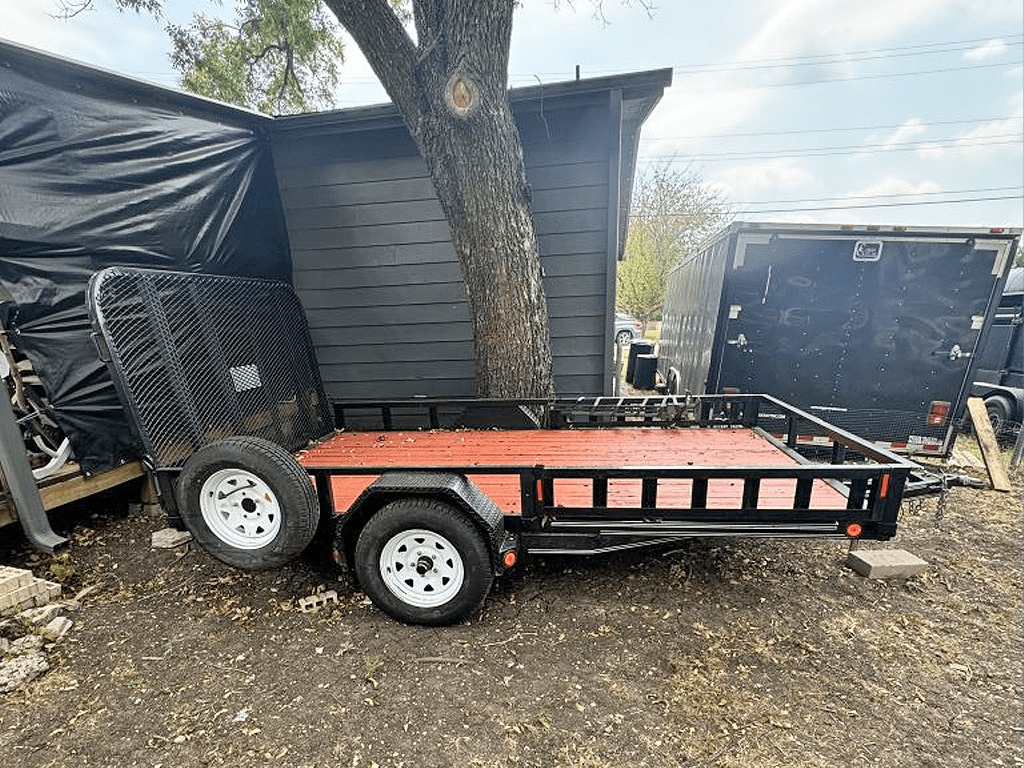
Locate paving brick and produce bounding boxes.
[0,568,62,616]
[0,567,33,594]
[847,549,929,579]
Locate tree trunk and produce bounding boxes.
[323,0,555,398]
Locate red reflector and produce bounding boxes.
[502,551,517,568]
[722,387,741,395]
[536,479,544,503]
[927,400,951,426]
[846,523,863,538]
[879,474,890,498]
[990,227,1005,233]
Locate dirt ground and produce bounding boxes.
[0,449,1021,768]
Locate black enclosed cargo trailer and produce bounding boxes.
[87,267,944,626]
[659,222,1021,456]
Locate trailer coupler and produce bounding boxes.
[902,470,985,499]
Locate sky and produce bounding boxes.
[2,0,1022,228]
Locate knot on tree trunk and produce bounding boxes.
[444,72,480,118]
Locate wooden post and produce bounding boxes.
[965,397,1012,492]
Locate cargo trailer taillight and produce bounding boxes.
[927,401,951,426]
[722,387,742,395]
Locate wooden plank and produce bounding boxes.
[0,461,146,526]
[294,261,463,290]
[275,154,429,189]
[281,177,438,210]
[292,242,457,271]
[299,281,467,309]
[310,321,474,347]
[966,397,1012,492]
[301,428,849,514]
[285,198,447,230]
[289,220,453,250]
[41,462,146,510]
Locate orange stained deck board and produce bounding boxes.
[298,427,849,514]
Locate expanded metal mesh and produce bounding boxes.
[804,406,950,449]
[89,267,333,469]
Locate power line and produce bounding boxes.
[640,116,1021,142]
[507,33,1024,82]
[677,34,1023,69]
[642,134,1023,162]
[671,40,1024,76]
[727,194,1023,214]
[723,186,1023,206]
[633,194,1024,217]
[673,59,1020,92]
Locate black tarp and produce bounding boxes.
[0,41,292,473]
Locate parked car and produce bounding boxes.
[614,312,643,344]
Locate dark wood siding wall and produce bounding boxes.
[272,72,670,402]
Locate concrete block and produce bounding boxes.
[847,549,929,579]
[297,590,339,613]
[0,567,62,616]
[0,651,49,693]
[42,616,73,643]
[152,528,193,549]
[18,603,64,627]
[0,567,33,594]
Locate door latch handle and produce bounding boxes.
[937,344,972,361]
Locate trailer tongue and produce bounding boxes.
[88,267,946,625]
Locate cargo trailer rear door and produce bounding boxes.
[712,230,1016,455]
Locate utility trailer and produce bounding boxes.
[88,267,943,625]
[659,222,1021,456]
[970,266,1023,436]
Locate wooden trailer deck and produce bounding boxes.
[299,427,849,515]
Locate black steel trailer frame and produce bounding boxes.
[305,394,940,570]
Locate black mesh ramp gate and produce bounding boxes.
[87,267,334,469]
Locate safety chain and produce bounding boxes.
[932,477,951,522]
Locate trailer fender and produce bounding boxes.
[333,472,505,569]
[665,366,681,395]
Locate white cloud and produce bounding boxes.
[879,118,928,149]
[952,105,1024,158]
[849,178,943,198]
[710,160,816,204]
[964,39,1007,60]
[916,142,949,160]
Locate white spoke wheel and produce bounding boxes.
[199,469,282,549]
[379,529,465,608]
[176,437,319,570]
[355,498,494,625]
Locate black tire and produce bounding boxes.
[176,436,319,570]
[354,498,493,626]
[986,396,1013,438]
[615,330,633,345]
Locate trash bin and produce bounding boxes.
[625,340,655,385]
[633,353,658,390]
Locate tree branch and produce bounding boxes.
[322,0,421,129]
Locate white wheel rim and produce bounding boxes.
[379,529,465,608]
[199,468,282,549]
